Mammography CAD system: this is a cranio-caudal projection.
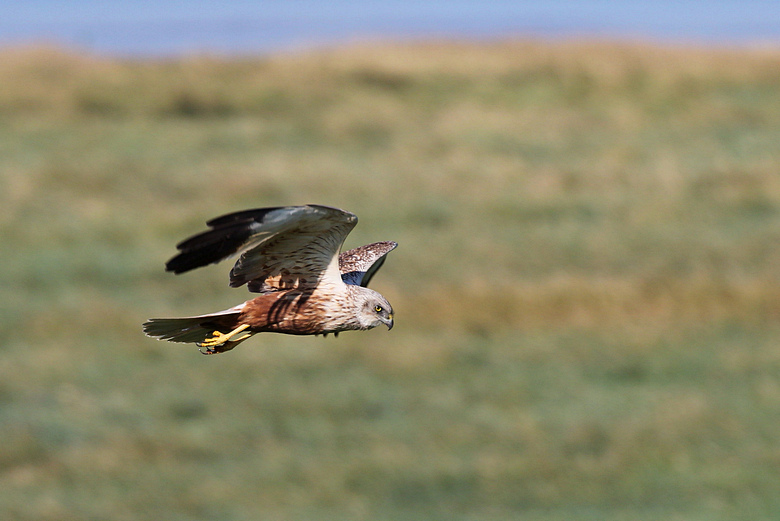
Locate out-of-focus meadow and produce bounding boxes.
[1,41,779,520]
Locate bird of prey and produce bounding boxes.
[143,205,396,354]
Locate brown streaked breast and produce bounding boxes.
[238,289,346,335]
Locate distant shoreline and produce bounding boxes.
[3,35,780,62]
[1,0,779,57]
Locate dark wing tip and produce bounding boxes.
[165,207,295,274]
[165,221,255,274]
[205,206,286,227]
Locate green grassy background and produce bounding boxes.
[1,41,779,520]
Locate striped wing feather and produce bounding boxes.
[339,241,397,287]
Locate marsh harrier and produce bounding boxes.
[143,205,396,354]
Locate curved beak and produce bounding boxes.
[386,314,394,330]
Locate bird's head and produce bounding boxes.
[355,287,394,331]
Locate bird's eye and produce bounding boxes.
[374,305,383,313]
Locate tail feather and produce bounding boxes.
[143,307,242,344]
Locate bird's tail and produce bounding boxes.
[142,306,243,344]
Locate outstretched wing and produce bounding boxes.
[166,205,357,293]
[339,241,397,287]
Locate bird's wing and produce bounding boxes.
[166,205,357,293]
[339,241,397,287]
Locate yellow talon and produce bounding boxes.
[198,324,251,348]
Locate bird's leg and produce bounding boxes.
[200,324,251,347]
[198,324,251,354]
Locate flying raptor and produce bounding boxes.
[143,205,396,354]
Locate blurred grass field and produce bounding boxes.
[1,40,779,520]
